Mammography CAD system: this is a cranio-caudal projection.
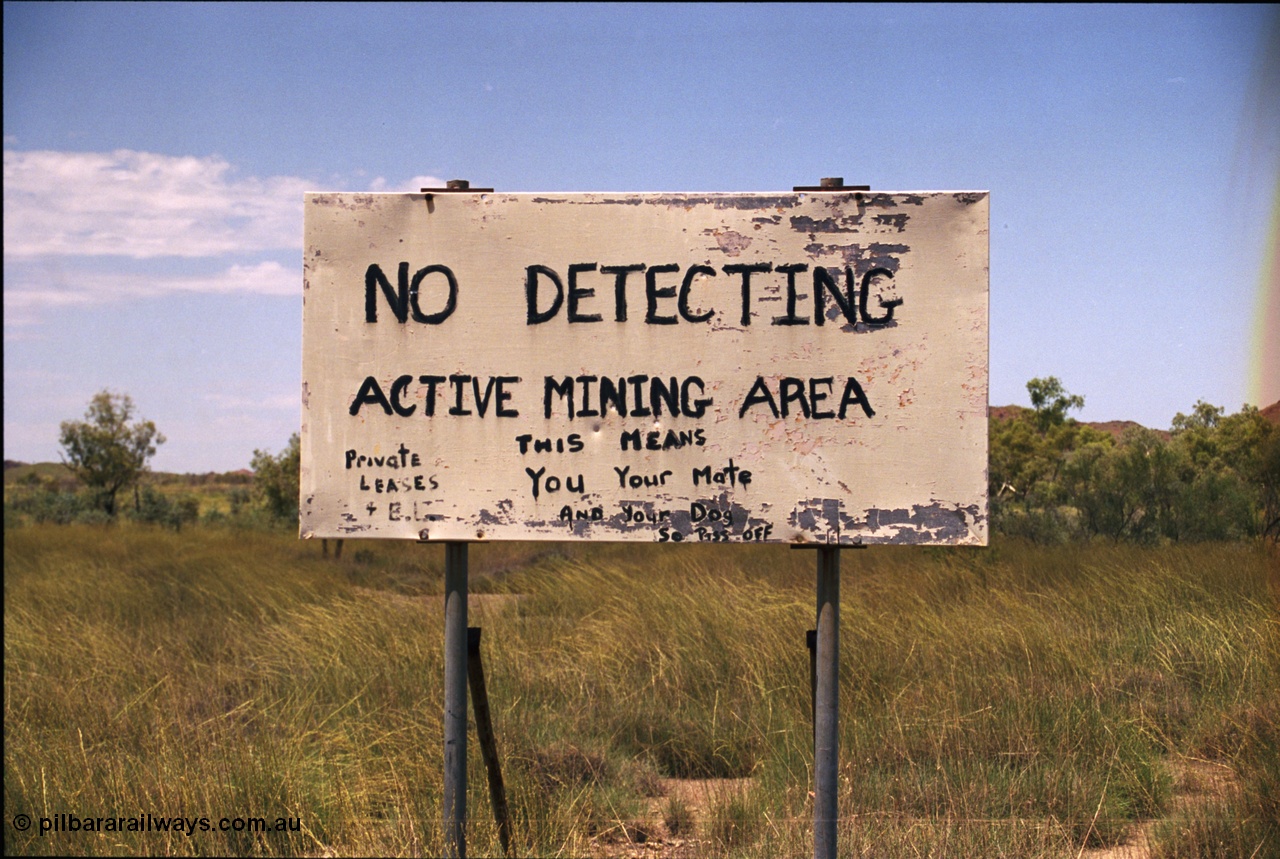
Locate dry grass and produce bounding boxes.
[4,525,1277,856]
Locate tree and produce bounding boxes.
[989,377,1104,541]
[1062,405,1264,543]
[992,381,1277,544]
[59,390,165,516]
[1027,376,1085,432]
[1171,400,1224,432]
[251,433,300,522]
[1260,427,1280,542]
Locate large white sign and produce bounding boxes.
[301,191,988,545]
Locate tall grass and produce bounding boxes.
[4,525,1277,856]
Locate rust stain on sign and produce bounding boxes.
[301,191,989,545]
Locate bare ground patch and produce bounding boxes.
[1081,758,1241,859]
[585,756,1243,858]
[588,777,753,858]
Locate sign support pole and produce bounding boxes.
[429,179,488,859]
[789,177,868,859]
[813,545,840,859]
[467,627,514,857]
[443,541,469,858]
[797,541,863,859]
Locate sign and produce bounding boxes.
[301,191,988,544]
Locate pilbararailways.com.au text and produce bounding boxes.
[18,812,301,837]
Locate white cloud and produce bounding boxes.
[3,261,299,330]
[3,149,310,258]
[368,173,447,192]
[183,260,298,296]
[2,149,444,330]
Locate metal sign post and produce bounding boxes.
[797,537,861,859]
[467,627,514,856]
[792,179,857,859]
[429,180,489,859]
[442,541,468,857]
[814,544,840,858]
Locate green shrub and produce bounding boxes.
[126,486,199,530]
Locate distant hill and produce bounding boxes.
[3,462,75,485]
[988,405,1029,423]
[1081,419,1168,442]
[4,462,251,487]
[988,404,1159,440]
[990,400,1280,441]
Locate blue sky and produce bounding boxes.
[5,3,1277,473]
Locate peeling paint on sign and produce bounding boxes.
[301,191,989,545]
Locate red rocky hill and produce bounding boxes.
[989,400,1280,440]
[987,404,1154,440]
[983,404,1274,442]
